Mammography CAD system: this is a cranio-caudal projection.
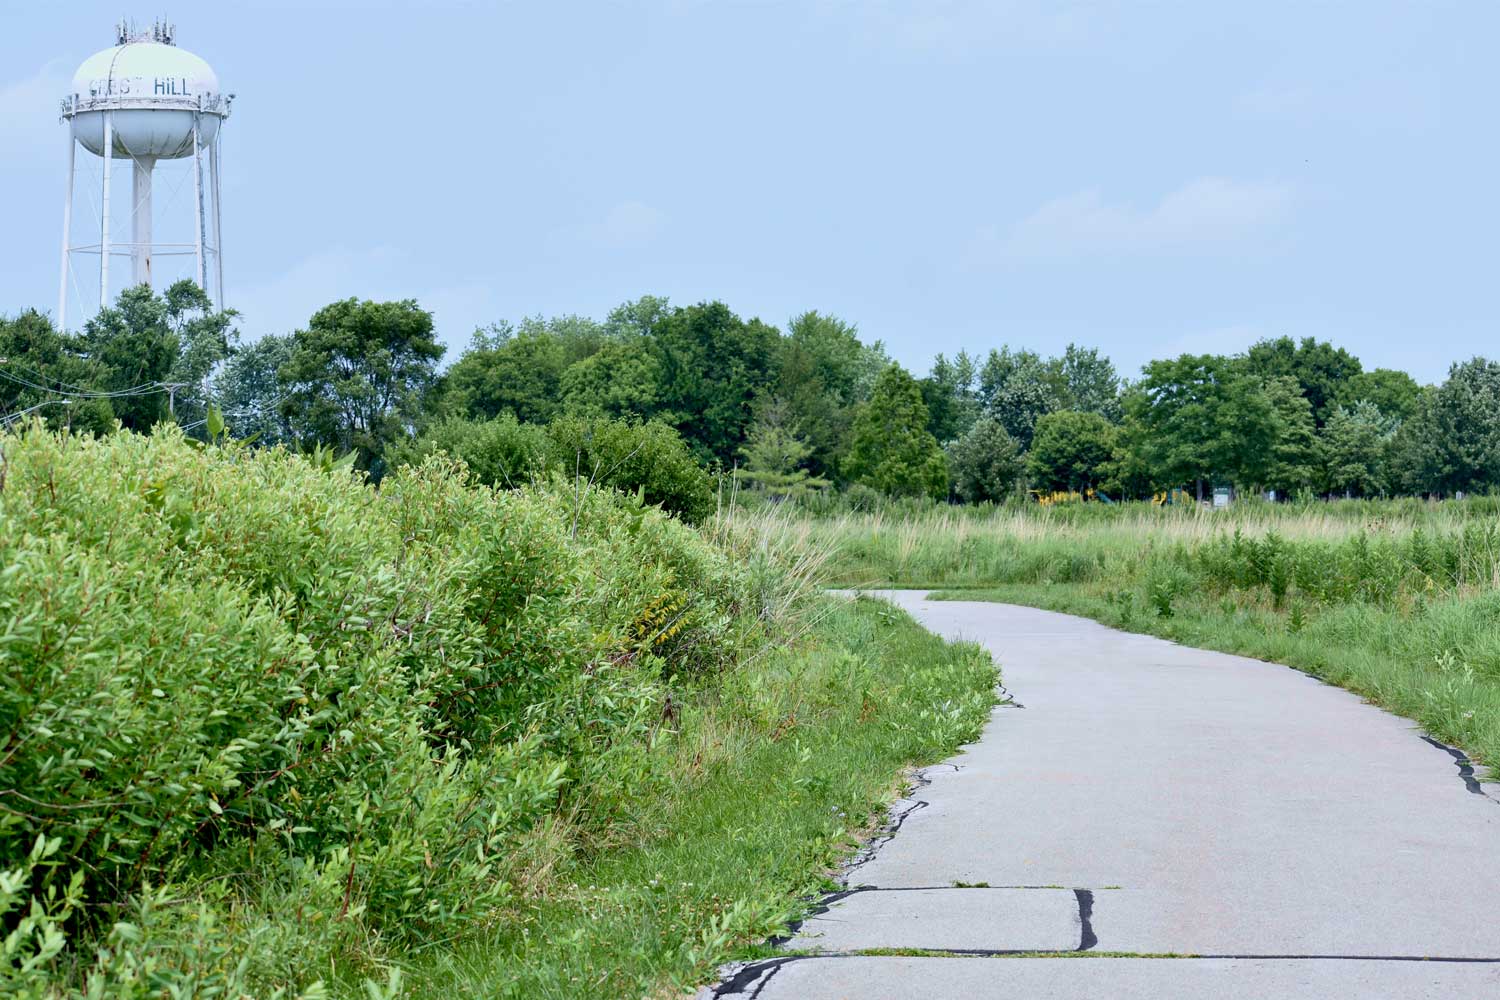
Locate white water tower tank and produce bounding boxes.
[58,21,232,327]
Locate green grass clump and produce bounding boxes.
[0,426,995,998]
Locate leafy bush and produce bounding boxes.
[0,425,768,995]
[947,417,1023,503]
[392,414,715,524]
[393,413,554,488]
[546,414,715,523]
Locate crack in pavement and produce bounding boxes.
[1074,889,1097,951]
[711,760,986,994]
[710,957,792,998]
[1419,735,1496,801]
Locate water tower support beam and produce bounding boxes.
[58,136,74,331]
[210,133,224,309]
[100,112,113,309]
[132,156,155,287]
[191,116,207,291]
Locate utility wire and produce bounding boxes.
[0,367,168,399]
[0,358,160,397]
[180,393,293,433]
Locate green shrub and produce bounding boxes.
[394,415,715,524]
[546,414,715,523]
[0,425,761,994]
[393,413,554,488]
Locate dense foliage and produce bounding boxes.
[844,365,947,500]
[0,426,819,995]
[4,287,1499,503]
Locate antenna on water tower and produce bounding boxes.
[57,19,232,329]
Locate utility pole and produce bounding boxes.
[162,382,188,421]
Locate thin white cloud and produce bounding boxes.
[231,245,407,338]
[1003,177,1293,255]
[820,0,1097,58]
[0,60,71,158]
[1238,74,1436,128]
[420,281,502,355]
[1157,323,1268,360]
[548,199,665,253]
[594,200,664,248]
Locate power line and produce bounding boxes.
[0,357,161,397]
[0,366,168,400]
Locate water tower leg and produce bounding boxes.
[132,156,155,288]
[192,118,207,292]
[58,136,74,331]
[100,112,113,310]
[210,134,224,310]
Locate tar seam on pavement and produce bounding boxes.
[1074,889,1098,951]
[1418,735,1495,800]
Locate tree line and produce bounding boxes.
[3,282,1498,505]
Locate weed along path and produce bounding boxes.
[713,592,1500,999]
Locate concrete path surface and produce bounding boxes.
[712,592,1500,999]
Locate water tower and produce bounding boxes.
[58,20,231,328]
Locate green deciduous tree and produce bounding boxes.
[846,364,948,499]
[603,294,672,338]
[1320,401,1395,497]
[77,285,181,431]
[946,416,1023,503]
[161,280,239,430]
[922,350,983,445]
[443,327,568,424]
[979,347,1056,448]
[1244,336,1362,427]
[214,333,295,445]
[650,301,781,466]
[1027,410,1117,493]
[1420,358,1500,494]
[777,311,885,480]
[1102,397,1159,500]
[0,309,114,434]
[1055,344,1121,421]
[3,283,238,436]
[559,339,661,420]
[1338,368,1423,424]
[1261,376,1319,496]
[1128,354,1279,497]
[279,298,444,473]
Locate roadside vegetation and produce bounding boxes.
[0,426,995,998]
[752,498,1500,776]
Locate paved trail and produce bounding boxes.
[717,592,1500,999]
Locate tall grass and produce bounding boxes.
[757,500,1500,592]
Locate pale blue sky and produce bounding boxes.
[2,1,1493,383]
